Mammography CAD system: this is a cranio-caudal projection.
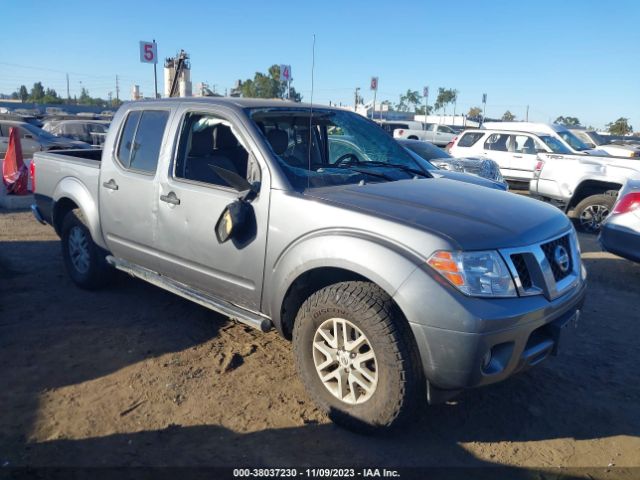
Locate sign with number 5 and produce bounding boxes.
[139,41,157,64]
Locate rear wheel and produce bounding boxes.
[61,209,114,289]
[574,194,615,233]
[292,281,423,433]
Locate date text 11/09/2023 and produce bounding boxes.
[233,468,400,478]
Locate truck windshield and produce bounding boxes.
[538,135,572,154]
[249,108,430,191]
[558,130,591,151]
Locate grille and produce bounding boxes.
[510,254,532,289]
[541,235,572,281]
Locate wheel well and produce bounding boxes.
[52,197,79,235]
[407,135,419,140]
[568,181,621,210]
[279,267,371,340]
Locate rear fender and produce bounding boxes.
[53,177,106,249]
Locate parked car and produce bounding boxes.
[569,128,640,158]
[449,128,574,183]
[483,122,608,156]
[530,151,640,232]
[397,138,506,187]
[31,98,586,432]
[375,120,423,136]
[43,119,110,146]
[328,135,506,191]
[599,176,640,262]
[393,123,458,147]
[0,120,91,158]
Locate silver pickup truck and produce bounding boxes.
[530,152,640,233]
[31,98,586,432]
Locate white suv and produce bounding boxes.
[449,129,572,183]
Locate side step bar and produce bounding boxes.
[106,256,272,332]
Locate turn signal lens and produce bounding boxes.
[427,250,517,297]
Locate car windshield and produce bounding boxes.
[558,130,591,151]
[249,108,430,191]
[401,140,451,160]
[539,135,572,154]
[586,131,608,145]
[21,122,58,140]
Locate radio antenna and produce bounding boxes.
[307,34,316,190]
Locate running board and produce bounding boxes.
[106,256,272,332]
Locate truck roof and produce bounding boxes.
[123,97,326,111]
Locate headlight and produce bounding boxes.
[427,250,517,297]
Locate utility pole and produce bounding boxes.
[526,105,529,122]
[115,75,120,102]
[66,73,70,102]
[354,87,360,112]
[482,93,487,126]
[423,86,429,130]
[153,39,158,99]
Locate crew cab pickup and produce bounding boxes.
[31,98,586,432]
[393,123,457,147]
[530,152,640,233]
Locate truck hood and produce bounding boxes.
[305,178,570,250]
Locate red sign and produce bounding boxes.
[370,77,378,91]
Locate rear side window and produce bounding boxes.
[457,132,484,147]
[116,110,169,173]
[484,133,509,152]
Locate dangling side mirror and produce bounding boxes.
[215,199,250,243]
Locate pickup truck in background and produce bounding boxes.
[569,128,640,158]
[530,152,640,233]
[31,98,586,432]
[393,124,457,147]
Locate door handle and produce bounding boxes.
[102,179,119,190]
[513,154,523,158]
[160,191,181,206]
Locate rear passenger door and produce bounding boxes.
[481,133,515,178]
[99,109,171,271]
[508,134,540,181]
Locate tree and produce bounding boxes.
[415,105,433,115]
[18,85,28,103]
[396,89,421,112]
[78,87,92,105]
[554,116,580,126]
[502,110,516,121]
[240,64,302,102]
[434,88,458,115]
[42,88,63,105]
[380,100,394,111]
[467,106,482,118]
[607,117,633,136]
[29,82,45,102]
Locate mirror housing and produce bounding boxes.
[215,200,250,243]
[24,134,34,139]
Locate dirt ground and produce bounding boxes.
[1,208,639,475]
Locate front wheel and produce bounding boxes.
[292,281,424,433]
[61,209,114,289]
[574,194,615,233]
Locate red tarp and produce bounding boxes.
[2,127,29,195]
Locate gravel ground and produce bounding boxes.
[1,209,639,477]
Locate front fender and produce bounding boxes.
[265,230,421,333]
[53,176,106,249]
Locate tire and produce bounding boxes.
[574,194,616,233]
[292,281,424,433]
[61,209,114,289]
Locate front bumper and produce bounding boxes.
[394,261,587,396]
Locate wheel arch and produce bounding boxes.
[568,179,621,210]
[266,234,421,339]
[52,177,105,248]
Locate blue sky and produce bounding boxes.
[2,0,638,129]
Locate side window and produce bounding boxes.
[438,125,454,134]
[484,133,509,152]
[174,112,253,188]
[509,135,537,154]
[117,110,169,173]
[457,132,484,147]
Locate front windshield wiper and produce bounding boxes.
[342,160,430,178]
[332,164,395,181]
